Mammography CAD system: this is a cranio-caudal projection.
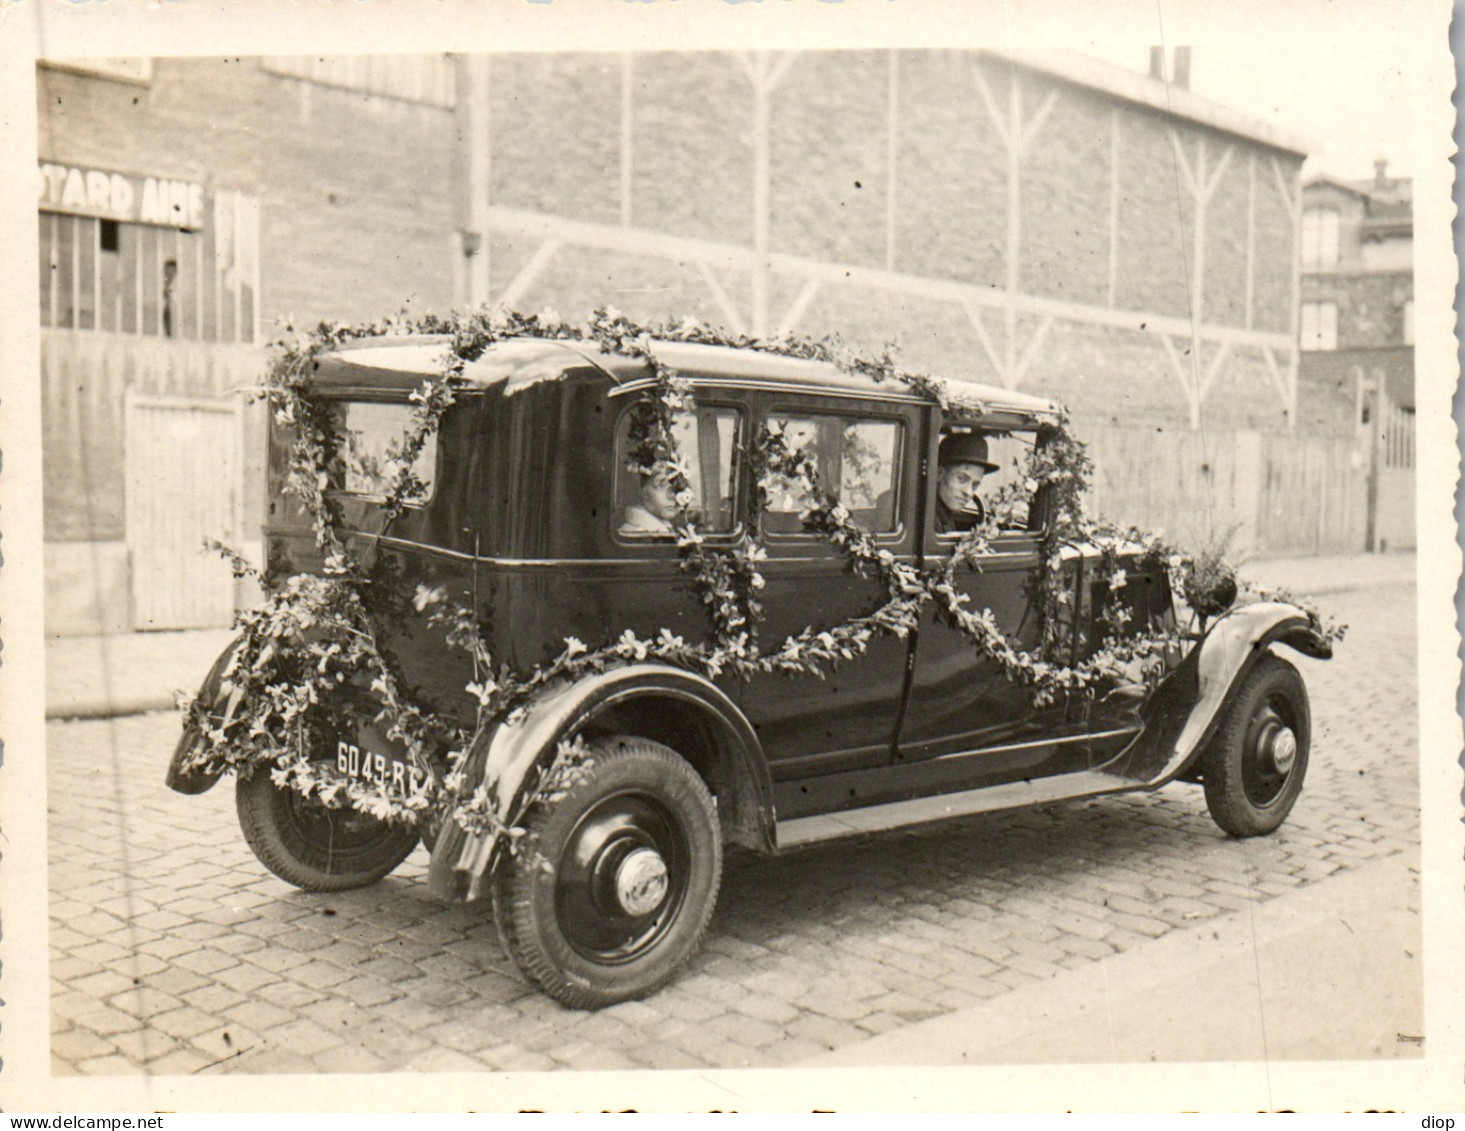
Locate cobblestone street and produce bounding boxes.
[46,581,1420,1075]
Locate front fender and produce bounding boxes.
[1110,601,1331,784]
[428,662,772,903]
[164,635,246,795]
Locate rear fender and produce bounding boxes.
[428,662,774,903]
[164,635,246,795]
[1112,601,1331,784]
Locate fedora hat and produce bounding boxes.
[938,432,999,473]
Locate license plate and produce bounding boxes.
[335,735,429,798]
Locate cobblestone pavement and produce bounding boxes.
[47,583,1419,1075]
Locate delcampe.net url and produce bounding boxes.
[8,1118,164,1129]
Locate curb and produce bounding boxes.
[1248,576,1414,597]
[47,696,180,722]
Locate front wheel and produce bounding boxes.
[236,764,420,892]
[1202,654,1311,837]
[493,736,722,1010]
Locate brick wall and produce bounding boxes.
[1303,270,1413,350]
[772,51,890,269]
[1203,148,1252,328]
[1018,77,1114,308]
[39,50,1303,409]
[1042,326,1288,433]
[1297,347,1414,435]
[490,54,622,229]
[1110,110,1193,321]
[634,53,753,246]
[893,52,1008,286]
[1248,157,1297,336]
[38,58,460,330]
[478,49,1304,432]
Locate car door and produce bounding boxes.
[896,419,1086,787]
[741,393,921,800]
[480,379,749,677]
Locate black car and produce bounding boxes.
[169,321,1332,1009]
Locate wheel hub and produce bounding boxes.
[613,846,669,917]
[554,791,690,963]
[1264,725,1298,775]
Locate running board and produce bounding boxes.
[775,770,1143,849]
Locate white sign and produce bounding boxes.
[37,161,206,230]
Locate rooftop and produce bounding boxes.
[314,335,1064,422]
[1304,160,1413,243]
[994,48,1310,157]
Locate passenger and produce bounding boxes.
[620,469,680,535]
[934,432,999,534]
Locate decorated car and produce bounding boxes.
[167,309,1340,1009]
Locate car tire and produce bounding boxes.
[1201,654,1311,837]
[492,736,722,1010]
[236,763,420,892]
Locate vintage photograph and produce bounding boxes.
[5,0,1460,1114]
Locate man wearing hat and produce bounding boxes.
[935,431,999,533]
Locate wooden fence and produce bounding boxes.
[1080,421,1370,558]
[42,329,265,542]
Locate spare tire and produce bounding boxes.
[236,763,420,892]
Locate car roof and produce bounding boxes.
[311,334,1064,423]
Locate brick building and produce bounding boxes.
[1296,161,1414,424]
[1293,161,1414,549]
[39,49,1311,634]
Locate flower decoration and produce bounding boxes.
[180,308,1344,836]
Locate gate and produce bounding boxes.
[1368,393,1415,552]
[125,392,244,629]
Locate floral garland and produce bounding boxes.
[181,307,1345,836]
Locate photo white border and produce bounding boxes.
[2,0,1460,1112]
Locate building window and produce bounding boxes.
[1403,298,1414,345]
[1301,208,1340,268]
[38,190,259,343]
[1300,301,1338,351]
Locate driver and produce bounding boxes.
[934,432,999,534]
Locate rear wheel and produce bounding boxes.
[1202,654,1311,837]
[236,762,420,891]
[493,736,722,1010]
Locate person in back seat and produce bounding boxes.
[620,469,679,536]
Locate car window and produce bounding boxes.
[325,400,437,503]
[767,413,903,534]
[615,404,741,538]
